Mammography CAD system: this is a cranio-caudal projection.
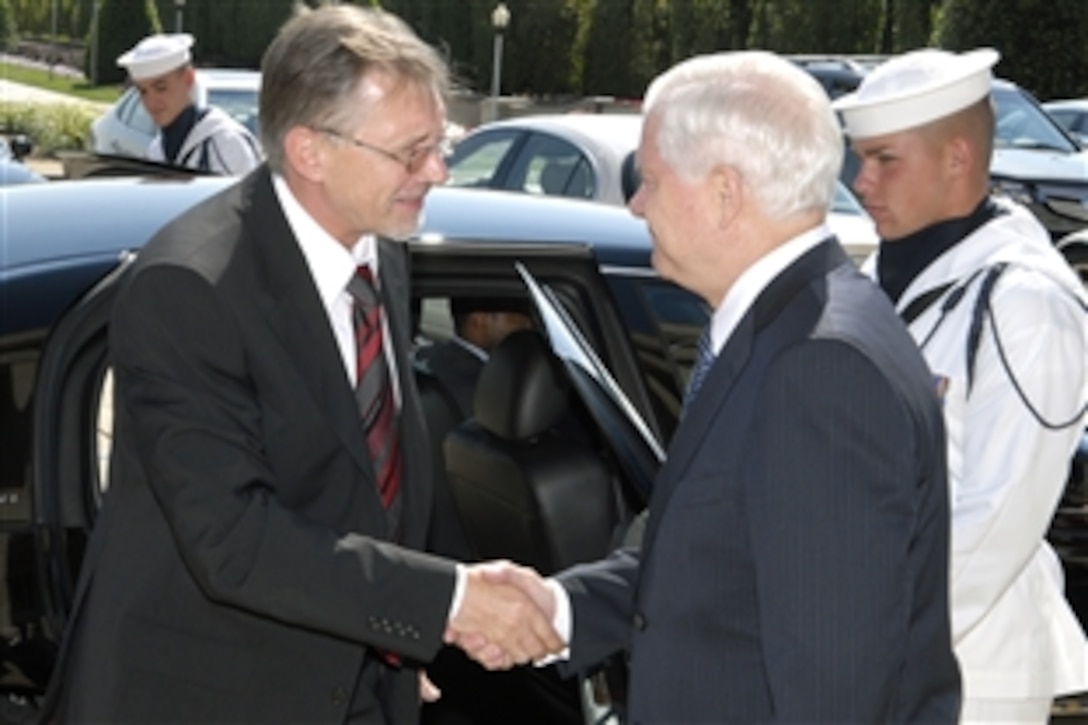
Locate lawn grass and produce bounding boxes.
[0,61,123,104]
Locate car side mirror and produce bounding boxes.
[621,153,641,203]
[9,135,33,162]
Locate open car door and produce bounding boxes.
[517,262,663,509]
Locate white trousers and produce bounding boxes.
[960,697,1051,724]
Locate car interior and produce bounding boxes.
[412,295,631,724]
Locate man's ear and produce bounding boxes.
[946,135,972,177]
[710,164,743,230]
[284,126,325,183]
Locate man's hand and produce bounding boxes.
[445,561,563,669]
[419,670,441,703]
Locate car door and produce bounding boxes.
[411,241,669,725]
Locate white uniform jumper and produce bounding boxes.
[864,197,1088,713]
[149,105,261,176]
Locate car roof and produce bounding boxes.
[471,113,643,156]
[0,176,652,275]
[1043,99,1088,110]
[195,68,261,89]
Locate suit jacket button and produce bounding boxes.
[633,612,647,630]
[331,686,348,706]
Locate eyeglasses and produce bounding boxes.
[316,127,450,174]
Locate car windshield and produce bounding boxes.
[993,86,1077,153]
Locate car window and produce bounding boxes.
[446,129,521,188]
[1049,109,1077,130]
[993,86,1077,152]
[508,134,595,199]
[117,88,157,138]
[605,273,709,441]
[207,89,260,135]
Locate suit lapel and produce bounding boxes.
[244,169,375,479]
[640,239,851,556]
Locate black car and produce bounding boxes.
[1,165,1086,720]
[0,169,706,722]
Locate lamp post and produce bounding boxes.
[50,0,58,78]
[89,0,101,85]
[489,2,510,119]
[175,0,186,33]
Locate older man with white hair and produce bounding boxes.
[836,47,1088,723]
[466,49,962,723]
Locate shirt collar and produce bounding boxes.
[707,222,832,355]
[271,174,378,310]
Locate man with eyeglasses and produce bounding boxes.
[41,5,562,723]
[116,33,261,175]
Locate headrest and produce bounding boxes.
[833,48,999,139]
[539,160,573,194]
[117,33,194,81]
[474,330,569,441]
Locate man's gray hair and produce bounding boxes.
[259,4,449,173]
[644,51,842,220]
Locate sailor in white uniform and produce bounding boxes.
[836,48,1088,723]
[116,33,261,175]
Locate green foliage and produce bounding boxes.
[0,61,121,102]
[937,0,1088,100]
[0,101,97,154]
[5,0,1088,103]
[180,0,297,68]
[89,0,162,85]
[0,0,18,52]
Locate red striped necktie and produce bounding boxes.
[347,266,402,509]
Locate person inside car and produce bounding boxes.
[415,296,534,418]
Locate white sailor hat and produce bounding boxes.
[833,48,999,139]
[116,33,194,81]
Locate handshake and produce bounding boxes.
[444,561,566,670]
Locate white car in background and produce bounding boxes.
[1043,98,1088,147]
[88,68,261,157]
[447,113,879,263]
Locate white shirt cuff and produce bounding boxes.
[536,578,572,665]
[448,563,466,620]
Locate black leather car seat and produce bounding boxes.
[443,329,617,574]
[425,330,617,725]
[414,361,475,560]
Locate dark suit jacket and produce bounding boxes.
[415,338,486,418]
[558,240,961,723]
[43,167,457,723]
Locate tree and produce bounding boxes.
[937,0,1088,100]
[88,0,161,84]
[0,0,18,52]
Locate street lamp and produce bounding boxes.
[175,0,186,33]
[490,2,510,101]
